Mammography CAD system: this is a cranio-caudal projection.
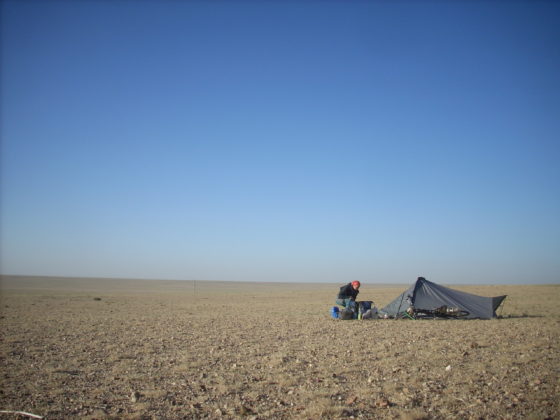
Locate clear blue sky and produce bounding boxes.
[1,1,559,284]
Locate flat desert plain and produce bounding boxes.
[1,276,558,420]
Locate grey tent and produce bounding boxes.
[380,277,507,319]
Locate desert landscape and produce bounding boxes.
[0,276,558,419]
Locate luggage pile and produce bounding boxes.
[331,301,378,320]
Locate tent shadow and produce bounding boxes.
[498,314,543,319]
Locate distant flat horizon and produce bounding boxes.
[1,274,557,287]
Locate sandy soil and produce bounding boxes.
[1,276,558,419]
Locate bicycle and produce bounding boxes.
[399,304,470,320]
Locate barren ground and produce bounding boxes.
[1,276,558,420]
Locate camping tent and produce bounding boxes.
[380,277,507,319]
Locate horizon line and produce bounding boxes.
[1,274,558,287]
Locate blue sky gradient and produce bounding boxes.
[1,1,559,283]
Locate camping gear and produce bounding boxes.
[330,306,340,319]
[333,301,377,320]
[361,309,373,319]
[361,303,378,319]
[359,301,373,313]
[358,301,372,320]
[380,277,506,319]
[339,308,354,320]
[401,305,471,319]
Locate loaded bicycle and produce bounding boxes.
[400,305,470,319]
[396,296,469,319]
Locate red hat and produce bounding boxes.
[351,281,361,288]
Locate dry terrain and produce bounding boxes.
[1,276,558,419]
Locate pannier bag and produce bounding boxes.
[359,301,373,313]
[330,306,340,319]
[339,308,354,320]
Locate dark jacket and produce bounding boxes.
[337,283,359,301]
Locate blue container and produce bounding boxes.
[330,306,340,319]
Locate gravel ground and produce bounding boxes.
[1,276,558,419]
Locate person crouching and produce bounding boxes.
[336,281,360,308]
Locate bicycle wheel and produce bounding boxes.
[412,310,433,319]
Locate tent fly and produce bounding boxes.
[380,277,507,319]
